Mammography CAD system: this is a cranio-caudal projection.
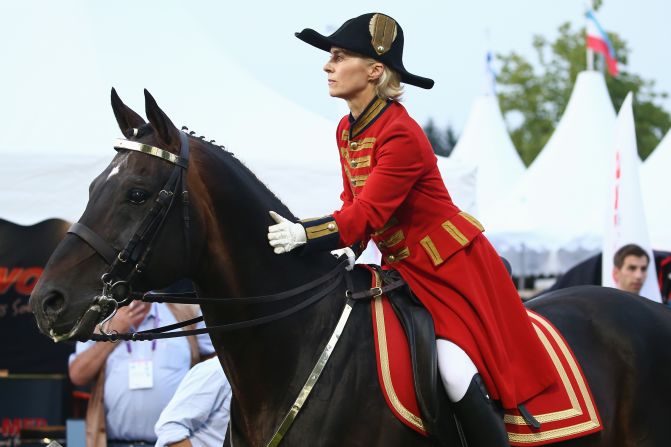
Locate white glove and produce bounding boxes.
[267,211,307,254]
[331,247,356,271]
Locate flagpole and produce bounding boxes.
[484,29,496,96]
[586,1,594,71]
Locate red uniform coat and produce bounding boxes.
[300,98,557,409]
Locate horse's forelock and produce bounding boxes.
[123,123,154,140]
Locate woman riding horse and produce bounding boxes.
[28,62,671,447]
[267,12,557,446]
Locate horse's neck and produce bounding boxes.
[189,148,333,294]
[196,252,345,441]
[189,148,345,437]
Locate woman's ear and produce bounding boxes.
[369,63,385,82]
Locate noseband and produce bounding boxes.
[66,130,191,332]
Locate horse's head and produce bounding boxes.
[30,89,204,341]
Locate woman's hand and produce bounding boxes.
[267,211,307,254]
[331,247,356,271]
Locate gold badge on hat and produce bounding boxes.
[369,13,397,55]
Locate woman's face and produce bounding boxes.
[323,48,376,101]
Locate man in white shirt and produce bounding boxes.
[69,301,214,445]
[154,357,232,447]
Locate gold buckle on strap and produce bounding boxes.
[113,139,188,168]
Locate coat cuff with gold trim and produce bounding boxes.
[299,216,340,253]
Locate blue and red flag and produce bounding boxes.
[586,10,618,76]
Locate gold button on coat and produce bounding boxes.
[387,255,396,262]
[327,223,336,231]
[350,141,358,149]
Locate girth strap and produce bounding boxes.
[265,296,356,447]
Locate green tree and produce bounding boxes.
[424,118,442,154]
[445,125,458,156]
[423,119,458,157]
[496,22,670,165]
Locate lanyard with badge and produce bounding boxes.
[126,303,159,390]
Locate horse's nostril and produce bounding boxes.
[43,291,66,317]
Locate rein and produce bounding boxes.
[90,260,346,341]
[89,261,407,342]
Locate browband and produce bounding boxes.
[113,138,188,168]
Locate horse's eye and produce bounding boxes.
[127,189,148,205]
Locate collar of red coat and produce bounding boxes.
[348,97,392,139]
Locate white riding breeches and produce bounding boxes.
[436,339,478,402]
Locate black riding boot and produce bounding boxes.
[453,374,509,447]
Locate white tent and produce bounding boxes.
[449,94,525,216]
[484,71,617,275]
[0,154,112,225]
[436,156,478,215]
[642,129,671,251]
[602,93,661,302]
[0,2,344,224]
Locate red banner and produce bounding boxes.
[0,218,74,374]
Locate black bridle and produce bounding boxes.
[67,130,191,330]
[64,130,406,343]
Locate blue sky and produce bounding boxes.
[1,0,669,152]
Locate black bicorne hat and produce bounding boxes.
[295,13,434,89]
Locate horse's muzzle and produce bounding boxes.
[49,303,105,342]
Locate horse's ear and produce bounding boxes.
[144,89,181,150]
[111,88,146,138]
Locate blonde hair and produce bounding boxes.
[374,65,404,101]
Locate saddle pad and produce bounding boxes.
[367,267,427,436]
[504,310,602,446]
[369,270,602,444]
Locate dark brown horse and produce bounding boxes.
[30,90,671,446]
